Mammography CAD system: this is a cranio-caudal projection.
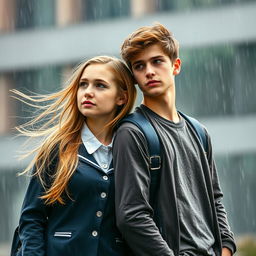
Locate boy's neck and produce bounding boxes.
[142,93,180,123]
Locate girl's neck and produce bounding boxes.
[85,119,113,146]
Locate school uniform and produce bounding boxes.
[18,124,127,256]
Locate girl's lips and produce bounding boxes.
[82,101,95,107]
[82,100,95,105]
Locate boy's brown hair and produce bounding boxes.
[121,23,179,68]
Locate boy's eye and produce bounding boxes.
[153,59,163,64]
[133,63,144,71]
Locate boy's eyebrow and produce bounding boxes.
[151,55,164,59]
[131,60,143,67]
[132,55,165,66]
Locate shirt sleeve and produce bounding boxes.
[205,130,237,254]
[113,124,174,256]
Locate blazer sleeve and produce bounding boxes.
[206,130,237,254]
[113,124,174,256]
[19,174,48,256]
[19,154,57,256]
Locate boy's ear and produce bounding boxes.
[116,91,128,106]
[173,58,181,75]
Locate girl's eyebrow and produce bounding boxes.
[94,79,108,84]
[79,78,108,84]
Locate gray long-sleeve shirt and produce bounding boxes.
[113,105,236,256]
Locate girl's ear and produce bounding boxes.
[173,58,181,75]
[116,91,128,106]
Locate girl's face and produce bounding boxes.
[77,63,126,123]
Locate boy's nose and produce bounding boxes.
[145,64,155,78]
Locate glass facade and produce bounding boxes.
[0,170,28,242]
[176,43,256,117]
[156,0,256,12]
[6,0,256,33]
[15,0,55,30]
[82,0,130,21]
[216,153,256,235]
[5,65,62,128]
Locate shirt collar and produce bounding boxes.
[81,122,113,155]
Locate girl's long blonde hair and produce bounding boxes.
[11,56,136,205]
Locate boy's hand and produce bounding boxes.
[222,247,232,256]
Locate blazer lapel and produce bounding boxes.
[78,143,102,171]
[78,143,114,174]
[108,160,114,174]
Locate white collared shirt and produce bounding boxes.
[81,123,113,173]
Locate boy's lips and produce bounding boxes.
[146,80,160,87]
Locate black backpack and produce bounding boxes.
[123,109,208,170]
[121,108,208,208]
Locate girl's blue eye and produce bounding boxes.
[96,83,107,88]
[79,81,88,87]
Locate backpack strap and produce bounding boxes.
[120,109,208,224]
[120,111,161,170]
[120,111,162,216]
[178,111,208,154]
[120,110,208,167]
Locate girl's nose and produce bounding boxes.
[84,85,94,97]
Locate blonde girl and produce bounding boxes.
[11,56,136,256]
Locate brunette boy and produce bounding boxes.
[113,23,236,256]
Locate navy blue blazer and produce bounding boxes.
[18,144,128,256]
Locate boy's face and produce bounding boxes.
[130,44,181,98]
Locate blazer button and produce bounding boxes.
[103,175,108,180]
[96,211,103,217]
[100,192,107,198]
[101,163,108,169]
[92,230,98,237]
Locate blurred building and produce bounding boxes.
[0,0,256,255]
